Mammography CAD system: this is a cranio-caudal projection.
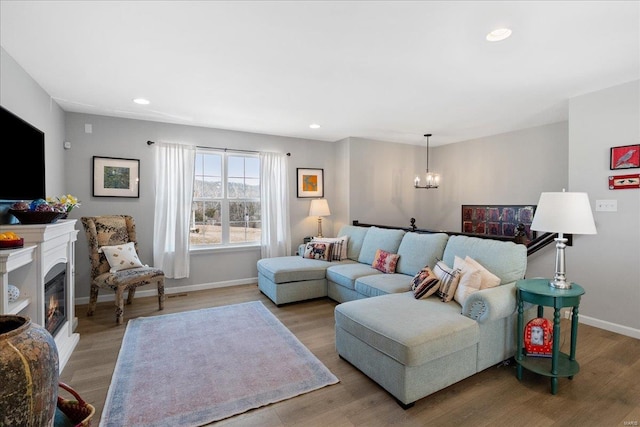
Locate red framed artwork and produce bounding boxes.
[609,173,640,190]
[610,144,640,170]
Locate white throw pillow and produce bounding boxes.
[311,236,349,261]
[99,242,146,273]
[464,256,501,289]
[453,256,482,306]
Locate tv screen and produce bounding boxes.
[0,105,46,201]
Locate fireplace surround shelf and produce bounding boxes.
[0,220,79,372]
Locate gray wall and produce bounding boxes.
[422,122,569,231]
[63,113,336,300]
[567,80,639,336]
[0,47,66,196]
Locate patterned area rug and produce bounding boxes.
[100,301,339,426]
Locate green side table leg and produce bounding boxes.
[516,290,524,380]
[551,307,561,395]
[569,305,580,380]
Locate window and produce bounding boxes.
[190,149,261,247]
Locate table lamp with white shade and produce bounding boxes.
[530,190,597,289]
[309,199,331,238]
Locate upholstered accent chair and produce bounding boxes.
[81,215,165,325]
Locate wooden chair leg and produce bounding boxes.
[87,284,99,316]
[115,287,125,325]
[158,279,165,311]
[126,287,136,305]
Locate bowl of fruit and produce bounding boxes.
[8,199,66,224]
[0,231,24,249]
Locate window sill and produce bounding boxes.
[190,244,260,255]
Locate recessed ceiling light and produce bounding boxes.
[133,98,150,105]
[486,28,512,42]
[309,123,321,129]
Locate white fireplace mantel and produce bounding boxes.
[0,219,79,372]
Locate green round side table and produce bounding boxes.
[515,278,585,395]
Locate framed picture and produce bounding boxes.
[608,173,640,190]
[297,168,324,198]
[93,156,140,198]
[610,144,640,170]
[461,204,537,240]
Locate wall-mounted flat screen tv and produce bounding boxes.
[0,105,46,201]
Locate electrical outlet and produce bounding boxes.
[595,199,617,212]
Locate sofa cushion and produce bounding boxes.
[257,256,347,284]
[336,225,370,261]
[326,263,381,290]
[396,232,449,276]
[334,292,479,366]
[372,249,400,273]
[358,227,406,265]
[442,235,527,285]
[354,273,413,298]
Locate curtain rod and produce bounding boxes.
[146,140,291,156]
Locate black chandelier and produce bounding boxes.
[414,134,440,189]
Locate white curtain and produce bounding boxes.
[153,141,196,278]
[260,152,291,258]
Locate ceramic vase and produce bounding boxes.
[0,315,59,427]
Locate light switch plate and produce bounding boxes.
[595,199,617,212]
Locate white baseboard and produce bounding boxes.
[578,314,640,340]
[74,277,258,305]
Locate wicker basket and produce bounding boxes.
[55,382,95,427]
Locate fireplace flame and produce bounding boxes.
[47,294,59,323]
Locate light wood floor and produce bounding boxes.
[59,284,640,427]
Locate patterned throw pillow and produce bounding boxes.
[372,249,400,273]
[411,266,440,299]
[99,242,146,273]
[311,236,349,261]
[433,260,461,302]
[303,242,333,261]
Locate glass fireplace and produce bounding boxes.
[44,263,67,337]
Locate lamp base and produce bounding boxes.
[549,236,571,289]
[549,279,572,290]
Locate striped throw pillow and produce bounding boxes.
[411,266,440,299]
[433,260,461,302]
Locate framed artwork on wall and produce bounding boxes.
[610,144,640,170]
[93,156,140,198]
[608,173,640,190]
[461,204,536,240]
[297,168,324,198]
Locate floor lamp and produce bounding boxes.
[309,199,331,238]
[530,190,597,289]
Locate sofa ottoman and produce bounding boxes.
[257,225,369,305]
[335,292,479,406]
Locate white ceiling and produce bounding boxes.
[1,1,638,146]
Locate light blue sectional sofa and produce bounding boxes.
[256,224,530,407]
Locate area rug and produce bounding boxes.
[100,301,339,426]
